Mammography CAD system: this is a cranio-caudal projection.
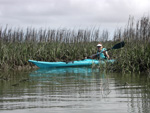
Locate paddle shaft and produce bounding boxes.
[88,49,110,59]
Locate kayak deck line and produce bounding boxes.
[28,59,115,68]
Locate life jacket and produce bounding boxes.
[97,48,107,59]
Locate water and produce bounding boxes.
[0,67,150,113]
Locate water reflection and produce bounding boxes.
[30,67,98,84]
[30,67,111,98]
[29,67,111,98]
[30,67,100,76]
[112,74,150,113]
[0,68,149,113]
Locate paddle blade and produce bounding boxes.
[112,41,125,49]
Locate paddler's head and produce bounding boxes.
[97,43,103,51]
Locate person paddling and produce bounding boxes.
[88,41,124,59]
[96,43,110,59]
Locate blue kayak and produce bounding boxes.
[28,59,115,68]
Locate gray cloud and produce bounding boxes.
[0,0,150,31]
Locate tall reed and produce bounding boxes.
[0,27,109,69]
[0,16,150,73]
[112,16,150,73]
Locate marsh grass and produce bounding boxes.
[112,16,150,73]
[0,16,150,73]
[0,27,109,70]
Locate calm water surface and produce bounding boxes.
[0,67,150,113]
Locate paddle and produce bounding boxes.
[88,41,125,59]
[65,41,125,63]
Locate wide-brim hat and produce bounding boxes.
[97,44,102,47]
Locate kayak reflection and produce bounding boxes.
[29,67,102,84]
[30,67,100,77]
[29,67,111,98]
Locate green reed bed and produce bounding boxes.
[109,42,150,73]
[0,27,107,70]
[0,16,150,74]
[111,16,150,73]
[0,42,99,70]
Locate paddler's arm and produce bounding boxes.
[103,51,110,59]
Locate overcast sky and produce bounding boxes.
[0,0,150,34]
